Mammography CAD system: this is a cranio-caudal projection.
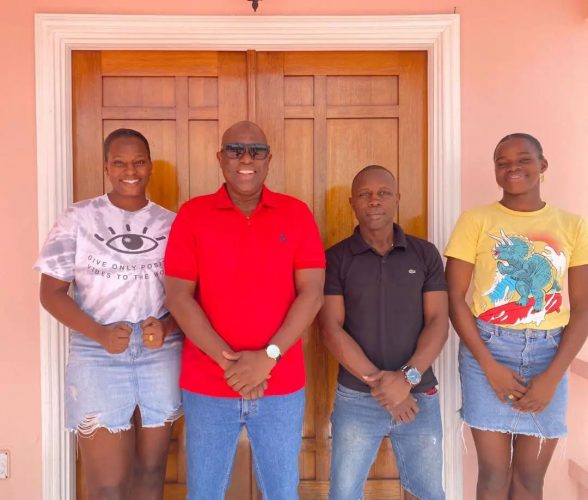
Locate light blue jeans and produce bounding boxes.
[183,388,305,500]
[329,384,444,500]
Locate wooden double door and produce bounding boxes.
[72,49,427,499]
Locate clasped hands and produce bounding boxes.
[485,361,558,414]
[222,349,275,399]
[363,370,420,424]
[99,317,167,354]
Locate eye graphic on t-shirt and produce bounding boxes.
[94,225,166,254]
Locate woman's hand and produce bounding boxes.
[483,359,528,403]
[100,323,132,354]
[513,372,559,413]
[141,316,166,349]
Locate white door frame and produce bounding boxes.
[35,13,462,500]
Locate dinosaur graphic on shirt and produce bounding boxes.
[480,229,565,326]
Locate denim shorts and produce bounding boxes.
[329,384,444,500]
[459,318,568,439]
[64,319,183,435]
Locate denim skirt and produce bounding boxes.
[458,318,568,439]
[64,319,183,435]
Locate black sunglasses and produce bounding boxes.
[221,143,271,160]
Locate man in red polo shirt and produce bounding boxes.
[164,121,325,500]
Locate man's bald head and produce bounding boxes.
[221,121,268,145]
[351,165,397,196]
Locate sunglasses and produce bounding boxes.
[221,143,271,160]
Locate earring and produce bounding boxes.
[540,174,545,183]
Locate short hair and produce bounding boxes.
[493,133,544,160]
[103,128,151,161]
[351,165,396,193]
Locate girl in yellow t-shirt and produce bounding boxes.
[445,133,588,499]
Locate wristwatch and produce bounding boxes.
[400,364,422,386]
[265,344,282,362]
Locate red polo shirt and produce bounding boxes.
[165,185,325,397]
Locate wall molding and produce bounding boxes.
[35,13,462,499]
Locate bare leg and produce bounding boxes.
[130,409,174,500]
[509,435,558,500]
[78,428,134,500]
[471,428,513,500]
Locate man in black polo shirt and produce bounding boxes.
[319,165,448,500]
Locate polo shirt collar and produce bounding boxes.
[212,184,279,210]
[349,223,408,255]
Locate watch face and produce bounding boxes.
[404,367,421,385]
[266,344,281,360]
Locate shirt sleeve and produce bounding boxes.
[164,203,199,282]
[570,216,588,267]
[444,210,481,264]
[293,203,326,270]
[324,246,344,295]
[423,243,448,293]
[34,206,78,282]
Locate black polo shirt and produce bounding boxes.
[324,224,447,393]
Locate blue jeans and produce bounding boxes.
[329,384,444,500]
[183,388,305,500]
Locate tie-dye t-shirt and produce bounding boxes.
[35,195,175,324]
[445,202,588,330]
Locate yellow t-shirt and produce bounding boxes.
[445,202,588,329]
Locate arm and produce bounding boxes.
[164,276,233,368]
[446,257,527,401]
[40,273,131,353]
[318,294,380,381]
[515,264,588,412]
[223,268,325,393]
[367,291,448,409]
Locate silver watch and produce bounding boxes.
[400,364,422,386]
[265,344,282,362]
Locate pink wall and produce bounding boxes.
[1,0,587,498]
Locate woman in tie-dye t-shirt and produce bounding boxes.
[35,129,182,499]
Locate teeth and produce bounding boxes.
[122,179,139,184]
[238,170,254,174]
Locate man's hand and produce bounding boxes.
[388,394,420,424]
[363,370,411,409]
[483,359,528,403]
[241,380,269,400]
[512,372,558,413]
[99,323,131,354]
[222,350,275,395]
[141,316,166,349]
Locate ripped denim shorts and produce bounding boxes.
[458,318,568,439]
[64,317,183,435]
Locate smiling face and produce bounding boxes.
[104,135,152,210]
[216,121,272,208]
[349,167,399,232]
[494,137,548,199]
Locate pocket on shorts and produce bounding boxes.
[547,330,563,349]
[479,329,495,344]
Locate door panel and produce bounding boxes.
[72,49,427,500]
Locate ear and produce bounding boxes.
[540,158,548,173]
[216,151,223,163]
